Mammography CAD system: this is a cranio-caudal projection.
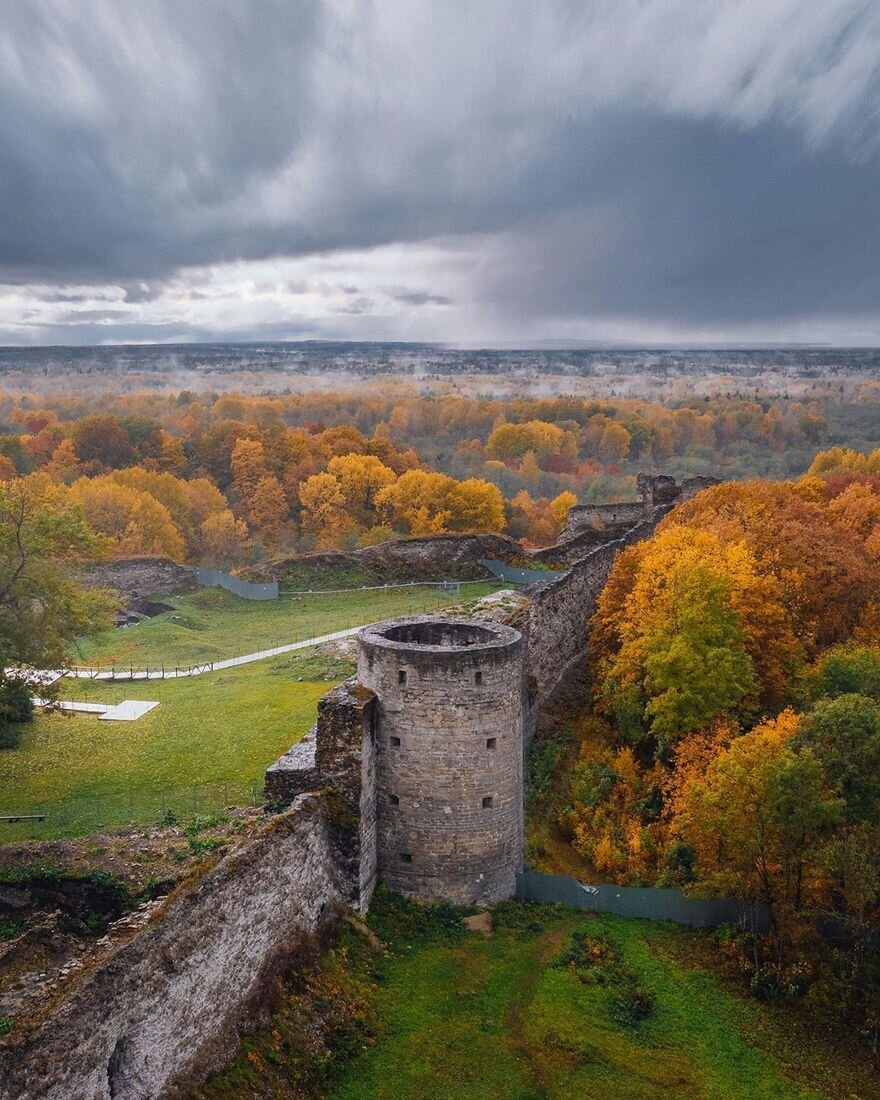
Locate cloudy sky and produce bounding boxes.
[1,0,879,346]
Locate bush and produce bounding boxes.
[366,886,473,948]
[0,725,21,750]
[0,675,33,748]
[555,926,655,1027]
[611,984,655,1026]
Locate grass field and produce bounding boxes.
[73,582,503,669]
[0,651,341,839]
[1,582,504,840]
[192,895,877,1100]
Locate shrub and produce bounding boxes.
[555,925,655,1027]
[0,677,33,749]
[0,678,33,723]
[0,725,20,750]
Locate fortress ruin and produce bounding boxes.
[1,473,718,1100]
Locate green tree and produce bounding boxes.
[0,478,118,741]
[641,566,755,746]
[794,695,880,825]
[803,645,880,704]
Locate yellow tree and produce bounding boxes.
[376,470,453,535]
[199,510,253,567]
[827,482,880,540]
[298,472,355,549]
[326,453,397,528]
[230,438,269,506]
[598,421,631,463]
[119,494,186,559]
[44,439,80,483]
[673,710,838,944]
[551,490,577,532]
[448,478,506,533]
[519,450,541,484]
[509,490,556,545]
[249,474,288,550]
[593,525,798,744]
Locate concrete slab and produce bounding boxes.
[99,700,160,721]
[33,698,160,721]
[33,699,108,714]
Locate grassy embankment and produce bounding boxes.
[73,582,501,669]
[192,893,877,1100]
[0,583,502,839]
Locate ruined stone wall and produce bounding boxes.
[314,681,379,913]
[0,796,344,1100]
[561,500,648,539]
[80,556,197,601]
[250,532,522,584]
[512,540,622,711]
[357,619,524,905]
[264,682,379,914]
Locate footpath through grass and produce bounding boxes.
[192,894,878,1100]
[73,583,503,669]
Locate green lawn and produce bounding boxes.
[72,582,503,669]
[1,582,504,840]
[0,653,333,840]
[192,897,876,1100]
[333,911,836,1100]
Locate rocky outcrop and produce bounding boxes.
[80,557,197,610]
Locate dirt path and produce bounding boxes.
[504,924,572,1099]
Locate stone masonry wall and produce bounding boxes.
[357,620,524,905]
[264,682,379,914]
[0,796,344,1100]
[512,540,622,711]
[314,681,379,913]
[561,500,648,539]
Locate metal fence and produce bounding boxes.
[480,559,564,585]
[0,780,264,841]
[196,567,279,600]
[517,870,770,932]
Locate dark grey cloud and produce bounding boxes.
[0,1,878,342]
[388,290,452,307]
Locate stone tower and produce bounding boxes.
[357,616,524,905]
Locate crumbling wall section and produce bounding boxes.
[0,795,344,1100]
[512,540,622,710]
[314,681,378,912]
[561,501,647,539]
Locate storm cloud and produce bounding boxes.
[0,0,879,344]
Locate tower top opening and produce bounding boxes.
[359,616,520,654]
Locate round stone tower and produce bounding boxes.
[357,616,524,905]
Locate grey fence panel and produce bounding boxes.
[480,559,564,585]
[196,568,279,600]
[517,871,770,932]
